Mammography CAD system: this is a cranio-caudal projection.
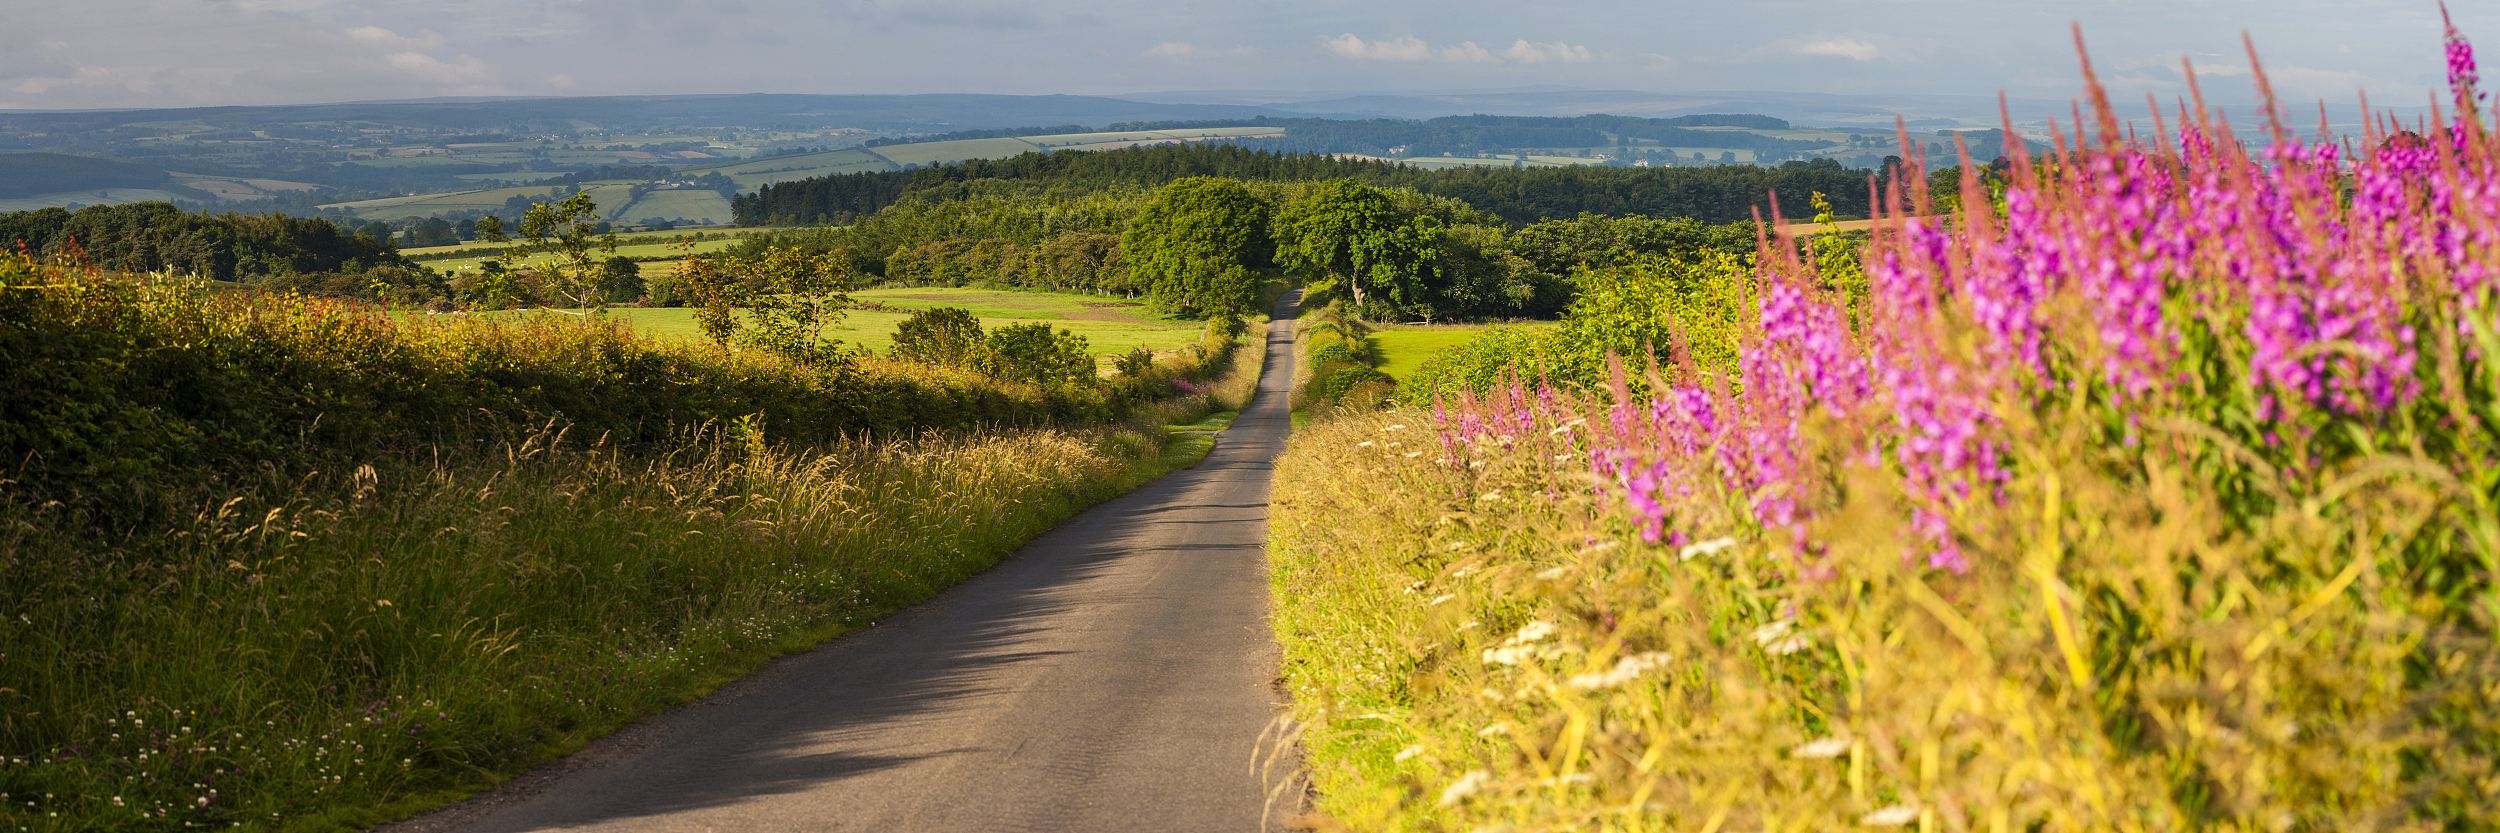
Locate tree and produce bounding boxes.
[736,245,852,366]
[1272,179,1442,320]
[518,193,619,308]
[1121,176,1272,318]
[669,238,743,348]
[474,215,508,244]
[410,216,459,247]
[891,306,987,368]
[598,256,644,303]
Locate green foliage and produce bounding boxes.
[0,202,411,282]
[0,255,1117,524]
[735,246,853,366]
[1120,176,1273,318]
[598,256,645,303]
[1399,251,1756,403]
[891,305,991,369]
[669,238,745,348]
[517,193,619,308]
[1273,179,1443,321]
[980,322,1095,388]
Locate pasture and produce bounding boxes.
[1369,324,1549,380]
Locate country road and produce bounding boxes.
[384,296,1305,833]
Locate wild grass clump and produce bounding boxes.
[1272,22,2500,832]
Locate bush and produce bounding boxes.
[891,306,988,368]
[980,322,1095,388]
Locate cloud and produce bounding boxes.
[1503,40,1591,63]
[1144,41,1196,58]
[1324,33,1593,64]
[346,25,447,49]
[1324,33,1434,61]
[1795,37,1880,61]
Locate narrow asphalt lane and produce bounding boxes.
[382,295,1303,833]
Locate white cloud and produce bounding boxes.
[1504,39,1591,64]
[1440,41,1495,62]
[1325,33,1593,64]
[1145,41,1195,58]
[1324,33,1434,61]
[1796,37,1880,61]
[346,25,447,49]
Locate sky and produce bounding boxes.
[1,0,2492,113]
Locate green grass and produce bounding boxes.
[621,189,733,225]
[1369,325,1512,381]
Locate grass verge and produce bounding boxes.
[1,422,1208,832]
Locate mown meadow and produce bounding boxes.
[0,248,1261,830]
[1272,21,2500,832]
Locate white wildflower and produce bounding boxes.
[1481,644,1541,666]
[1511,620,1556,643]
[1358,441,1377,448]
[1566,652,1674,691]
[1394,745,1426,763]
[1752,619,1809,656]
[1428,593,1456,607]
[1386,423,1408,432]
[1791,737,1851,759]
[1861,805,1919,827]
[1477,490,1503,502]
[1438,770,1490,806]
[1677,537,1739,561]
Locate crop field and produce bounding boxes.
[490,287,1205,362]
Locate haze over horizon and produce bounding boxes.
[4,0,2492,117]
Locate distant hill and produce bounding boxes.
[0,153,170,198]
[0,94,1290,135]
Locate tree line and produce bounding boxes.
[0,202,410,281]
[734,175,1760,322]
[733,143,1881,227]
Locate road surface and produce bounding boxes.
[387,296,1303,833]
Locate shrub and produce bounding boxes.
[980,322,1095,388]
[890,306,988,368]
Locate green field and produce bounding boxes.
[1370,323,1559,380]
[1371,326,1504,379]
[485,287,1206,364]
